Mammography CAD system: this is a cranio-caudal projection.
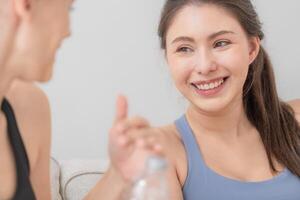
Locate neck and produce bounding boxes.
[0,69,15,104]
[0,14,18,104]
[0,71,11,138]
[186,98,254,140]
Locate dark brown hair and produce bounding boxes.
[158,0,300,177]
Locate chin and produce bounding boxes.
[37,75,51,83]
[42,59,55,81]
[192,99,229,114]
[39,70,53,82]
[33,64,54,83]
[191,93,243,116]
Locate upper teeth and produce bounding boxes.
[195,79,224,90]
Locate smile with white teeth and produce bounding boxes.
[194,79,225,90]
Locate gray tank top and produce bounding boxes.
[175,115,300,200]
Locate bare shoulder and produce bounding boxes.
[156,124,187,186]
[5,80,52,199]
[6,80,50,114]
[5,79,51,168]
[156,124,186,166]
[156,124,184,153]
[287,99,300,122]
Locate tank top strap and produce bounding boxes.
[1,98,30,175]
[1,98,36,200]
[174,114,208,189]
[174,114,300,200]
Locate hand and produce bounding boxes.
[108,95,163,182]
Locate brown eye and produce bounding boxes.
[214,40,230,48]
[176,46,194,53]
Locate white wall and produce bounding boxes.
[41,0,300,160]
[252,0,300,99]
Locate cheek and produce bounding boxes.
[167,55,194,88]
[218,46,250,76]
[217,47,250,93]
[50,8,69,38]
[61,11,70,28]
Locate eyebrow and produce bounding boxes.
[171,30,236,44]
[208,30,235,40]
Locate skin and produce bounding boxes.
[0,0,73,199]
[85,4,300,200]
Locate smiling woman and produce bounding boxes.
[158,1,300,199]
[85,0,300,200]
[0,0,74,199]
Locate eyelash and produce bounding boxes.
[176,46,193,53]
[214,40,231,48]
[175,40,231,53]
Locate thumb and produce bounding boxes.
[114,94,128,124]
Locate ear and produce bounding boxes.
[248,36,260,65]
[13,0,32,20]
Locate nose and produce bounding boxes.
[194,48,217,75]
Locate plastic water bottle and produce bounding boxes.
[124,155,169,200]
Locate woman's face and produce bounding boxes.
[165,4,259,113]
[12,0,74,82]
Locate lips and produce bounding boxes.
[191,76,229,91]
[190,76,229,97]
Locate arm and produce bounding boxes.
[6,80,52,200]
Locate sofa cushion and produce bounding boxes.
[50,157,62,200]
[64,172,103,200]
[59,159,109,200]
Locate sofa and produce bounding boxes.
[50,157,109,200]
